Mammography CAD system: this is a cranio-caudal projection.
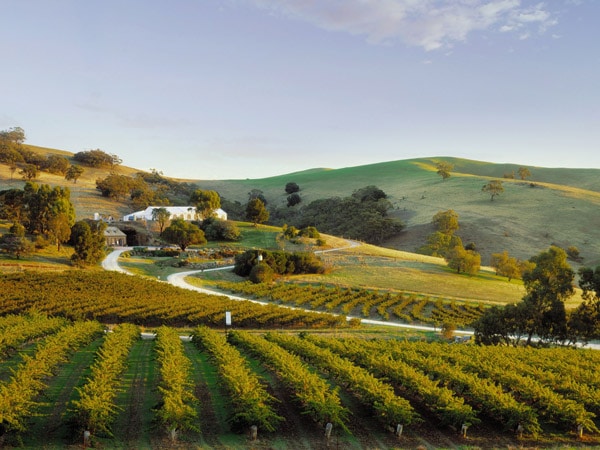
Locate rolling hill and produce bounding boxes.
[1,145,599,269]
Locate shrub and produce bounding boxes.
[441,321,456,340]
[566,246,581,261]
[284,182,300,194]
[287,193,301,207]
[299,226,320,239]
[249,262,275,284]
[34,235,50,249]
[282,225,299,239]
[202,218,240,242]
[234,249,325,277]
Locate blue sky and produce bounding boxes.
[1,0,598,180]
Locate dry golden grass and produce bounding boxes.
[0,146,138,220]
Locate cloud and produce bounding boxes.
[246,0,558,50]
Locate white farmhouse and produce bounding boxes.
[122,206,227,222]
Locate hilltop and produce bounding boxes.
[1,145,599,269]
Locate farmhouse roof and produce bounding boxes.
[122,206,227,221]
[104,226,126,237]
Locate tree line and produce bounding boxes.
[0,182,106,265]
[0,127,89,183]
[474,246,600,346]
[413,208,600,346]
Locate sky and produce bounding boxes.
[1,0,599,180]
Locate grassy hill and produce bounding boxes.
[2,147,599,270]
[191,157,600,268]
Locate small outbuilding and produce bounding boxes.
[104,226,127,247]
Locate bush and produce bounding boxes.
[566,246,581,261]
[299,226,320,239]
[282,225,299,239]
[74,149,120,168]
[285,182,300,194]
[34,235,50,249]
[202,218,240,242]
[287,193,301,207]
[234,249,325,277]
[249,262,274,284]
[441,321,456,340]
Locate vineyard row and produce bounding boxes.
[2,323,599,446]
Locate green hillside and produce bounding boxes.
[2,148,599,269]
[191,157,600,268]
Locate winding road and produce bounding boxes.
[101,245,458,334]
[102,246,600,349]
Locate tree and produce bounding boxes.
[48,212,73,251]
[287,193,301,207]
[475,247,576,346]
[482,180,503,201]
[490,251,521,281]
[130,182,170,211]
[201,218,240,241]
[9,222,26,237]
[248,188,267,206]
[0,233,34,259]
[65,165,84,183]
[521,246,574,345]
[0,126,26,144]
[0,141,24,166]
[579,266,600,301]
[436,161,454,180]
[43,154,70,175]
[23,183,75,236]
[70,220,107,267]
[151,207,171,235]
[418,231,462,258]
[518,167,531,180]
[162,218,206,251]
[190,189,220,220]
[96,173,136,199]
[567,266,600,344]
[19,164,39,181]
[0,188,26,223]
[9,162,18,180]
[446,245,480,275]
[109,153,122,169]
[285,182,300,194]
[246,198,269,226]
[473,303,529,346]
[432,210,459,235]
[73,149,121,168]
[351,185,387,202]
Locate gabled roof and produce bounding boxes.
[104,226,126,237]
